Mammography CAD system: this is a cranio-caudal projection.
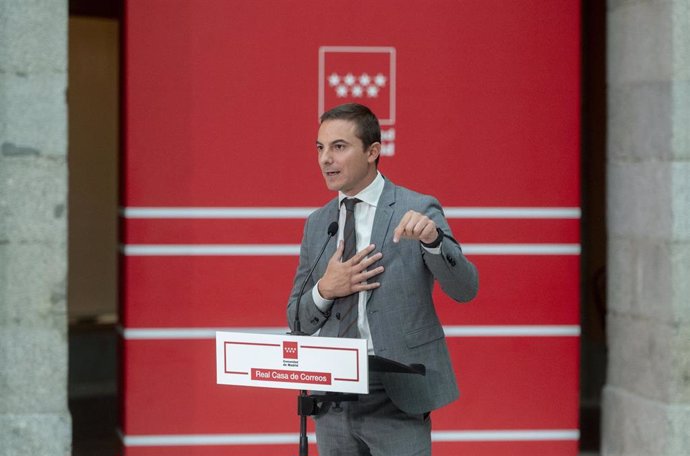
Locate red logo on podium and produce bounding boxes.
[283,341,298,359]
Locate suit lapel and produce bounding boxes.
[367,179,396,303]
[370,179,396,253]
[316,199,340,275]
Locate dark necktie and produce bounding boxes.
[335,198,360,338]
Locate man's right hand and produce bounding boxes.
[317,241,384,300]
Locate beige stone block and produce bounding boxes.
[0,0,67,74]
[608,238,690,324]
[671,162,690,239]
[603,385,665,456]
[672,81,690,160]
[607,237,637,315]
[603,385,690,456]
[671,242,690,326]
[608,82,672,162]
[0,72,67,156]
[607,161,673,239]
[608,0,671,13]
[0,413,71,456]
[614,239,672,319]
[672,1,690,81]
[0,327,68,414]
[608,1,673,84]
[607,314,690,403]
[0,156,67,244]
[0,242,67,326]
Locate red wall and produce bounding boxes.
[120,1,581,454]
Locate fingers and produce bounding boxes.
[393,210,437,243]
[359,251,383,269]
[351,280,381,293]
[346,245,384,288]
[322,243,384,299]
[354,266,384,284]
[347,246,384,276]
[345,243,378,264]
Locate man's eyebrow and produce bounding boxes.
[316,138,350,146]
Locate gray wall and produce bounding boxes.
[0,1,71,455]
[604,0,690,454]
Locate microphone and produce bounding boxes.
[290,221,338,335]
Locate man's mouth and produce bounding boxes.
[325,171,340,177]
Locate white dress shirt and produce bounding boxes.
[312,172,384,354]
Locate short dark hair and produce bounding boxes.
[320,103,381,164]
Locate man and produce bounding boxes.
[287,103,478,455]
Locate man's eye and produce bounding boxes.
[334,144,345,151]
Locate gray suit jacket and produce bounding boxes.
[287,177,478,414]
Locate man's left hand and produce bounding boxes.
[393,210,440,244]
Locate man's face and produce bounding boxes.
[316,119,379,196]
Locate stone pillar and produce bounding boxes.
[605,1,690,455]
[0,1,71,455]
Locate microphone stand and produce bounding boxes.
[288,222,338,456]
[291,221,338,335]
[297,390,309,456]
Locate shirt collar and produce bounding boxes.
[338,172,384,208]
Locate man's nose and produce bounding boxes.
[319,149,333,164]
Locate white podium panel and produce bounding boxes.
[216,331,369,394]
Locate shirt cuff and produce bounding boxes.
[312,280,334,313]
[421,244,442,255]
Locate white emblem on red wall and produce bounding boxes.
[319,46,396,157]
[327,72,387,98]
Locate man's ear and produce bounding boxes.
[367,142,381,164]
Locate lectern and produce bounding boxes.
[216,331,424,456]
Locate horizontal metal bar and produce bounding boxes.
[121,206,581,220]
[120,325,580,340]
[443,325,580,337]
[121,243,580,256]
[121,429,579,446]
[122,244,300,256]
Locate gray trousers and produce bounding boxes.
[313,376,432,456]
